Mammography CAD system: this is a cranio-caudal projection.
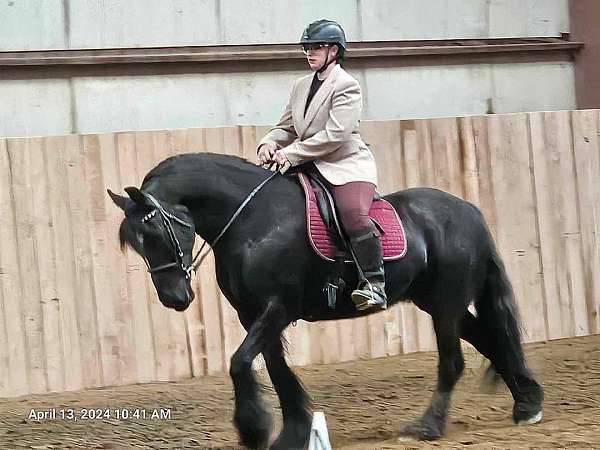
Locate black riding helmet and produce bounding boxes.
[300,19,347,72]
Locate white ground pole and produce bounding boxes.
[308,411,332,450]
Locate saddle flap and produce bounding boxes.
[309,178,333,231]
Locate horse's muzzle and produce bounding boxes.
[159,285,195,312]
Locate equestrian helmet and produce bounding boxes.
[300,19,347,51]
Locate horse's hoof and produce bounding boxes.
[400,419,443,441]
[513,399,543,425]
[517,410,543,425]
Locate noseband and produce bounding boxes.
[141,193,194,279]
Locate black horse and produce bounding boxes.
[108,152,543,449]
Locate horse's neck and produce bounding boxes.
[147,162,263,243]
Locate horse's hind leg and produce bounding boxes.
[460,311,543,424]
[262,338,311,450]
[230,301,289,449]
[402,313,465,440]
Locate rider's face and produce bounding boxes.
[303,43,338,71]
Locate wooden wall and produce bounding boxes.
[0,110,598,398]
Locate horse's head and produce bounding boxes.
[108,187,196,311]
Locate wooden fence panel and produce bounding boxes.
[31,137,65,393]
[487,114,547,343]
[115,132,157,383]
[0,111,598,397]
[530,112,588,338]
[571,111,600,334]
[45,135,84,392]
[0,139,29,396]
[470,115,498,238]
[64,135,104,388]
[96,133,139,385]
[8,138,50,393]
[83,134,122,387]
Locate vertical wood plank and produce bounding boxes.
[116,132,157,383]
[471,116,498,238]
[83,134,122,386]
[530,112,588,338]
[44,135,83,391]
[100,133,139,385]
[429,117,463,196]
[571,110,600,334]
[458,117,481,206]
[30,138,65,392]
[7,138,48,393]
[487,114,546,343]
[64,135,104,388]
[0,138,29,396]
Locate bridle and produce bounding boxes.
[139,167,280,279]
[141,193,195,279]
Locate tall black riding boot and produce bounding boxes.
[348,227,387,311]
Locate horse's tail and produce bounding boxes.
[476,247,544,423]
[475,247,525,375]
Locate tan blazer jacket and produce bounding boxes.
[258,64,378,186]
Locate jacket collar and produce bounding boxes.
[297,64,342,138]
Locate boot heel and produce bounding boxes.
[351,289,387,311]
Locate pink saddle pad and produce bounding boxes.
[298,173,407,263]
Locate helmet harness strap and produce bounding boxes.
[317,46,336,74]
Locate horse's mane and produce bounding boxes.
[119,218,142,255]
[141,152,266,187]
[119,152,268,255]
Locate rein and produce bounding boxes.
[191,167,280,271]
[142,165,280,278]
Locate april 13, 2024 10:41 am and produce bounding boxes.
[28,407,172,421]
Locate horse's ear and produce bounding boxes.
[124,186,152,208]
[107,189,133,211]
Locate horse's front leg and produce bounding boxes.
[263,338,312,450]
[230,301,289,449]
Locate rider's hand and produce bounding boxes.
[257,142,277,165]
[272,150,289,166]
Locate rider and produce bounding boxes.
[256,19,387,311]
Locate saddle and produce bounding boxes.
[297,173,407,263]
